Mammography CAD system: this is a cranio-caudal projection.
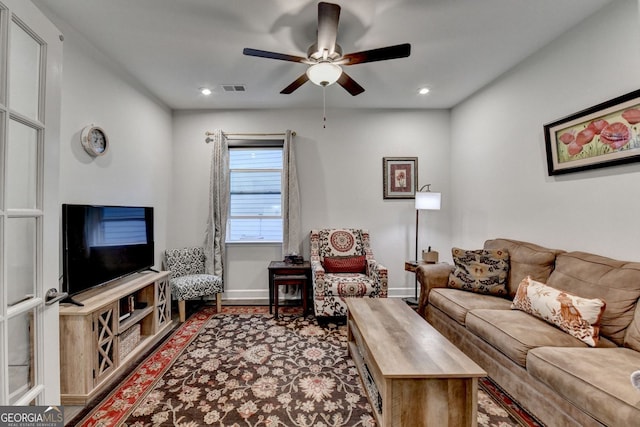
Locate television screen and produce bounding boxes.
[62,204,154,296]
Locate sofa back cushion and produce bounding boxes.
[546,251,640,346]
[448,248,510,296]
[310,229,372,261]
[484,238,563,298]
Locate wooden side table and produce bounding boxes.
[404,260,432,305]
[267,261,311,314]
[404,259,431,273]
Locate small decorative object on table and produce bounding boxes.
[422,247,439,263]
[284,254,304,264]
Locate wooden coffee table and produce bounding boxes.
[346,298,486,427]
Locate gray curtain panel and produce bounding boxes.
[203,129,229,284]
[282,129,302,258]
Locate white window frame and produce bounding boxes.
[227,139,284,243]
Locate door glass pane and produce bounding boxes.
[6,218,36,307]
[8,310,35,404]
[6,120,38,209]
[9,21,41,120]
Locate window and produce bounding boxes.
[228,144,283,242]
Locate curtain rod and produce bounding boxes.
[205,131,296,139]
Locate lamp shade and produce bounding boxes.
[415,191,441,210]
[306,62,342,87]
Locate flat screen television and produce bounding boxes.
[62,204,155,297]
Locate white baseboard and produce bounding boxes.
[220,286,414,301]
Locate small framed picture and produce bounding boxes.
[382,157,418,199]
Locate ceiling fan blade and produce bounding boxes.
[342,43,411,65]
[243,48,307,63]
[316,2,341,55]
[280,73,310,94]
[337,71,365,96]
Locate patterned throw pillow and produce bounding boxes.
[511,276,606,347]
[448,248,510,296]
[323,255,366,273]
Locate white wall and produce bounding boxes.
[45,0,640,301]
[170,109,451,300]
[450,0,640,260]
[52,16,173,269]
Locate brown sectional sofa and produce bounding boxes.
[416,238,640,427]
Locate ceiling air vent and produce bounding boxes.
[221,84,246,92]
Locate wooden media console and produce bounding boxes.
[59,271,173,405]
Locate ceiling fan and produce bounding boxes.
[243,2,411,96]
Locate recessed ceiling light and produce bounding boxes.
[418,87,430,95]
[200,87,212,96]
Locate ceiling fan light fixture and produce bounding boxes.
[243,2,410,96]
[306,62,342,87]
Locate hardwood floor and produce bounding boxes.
[63,406,83,425]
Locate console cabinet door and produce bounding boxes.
[93,303,117,386]
[156,277,171,331]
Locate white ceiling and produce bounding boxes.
[33,0,614,110]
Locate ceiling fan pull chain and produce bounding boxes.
[323,85,327,128]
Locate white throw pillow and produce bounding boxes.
[511,276,606,346]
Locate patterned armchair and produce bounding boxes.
[163,247,223,322]
[310,229,388,317]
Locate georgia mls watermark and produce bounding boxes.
[0,406,63,427]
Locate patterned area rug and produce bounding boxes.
[71,306,543,426]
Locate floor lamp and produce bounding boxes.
[405,184,441,305]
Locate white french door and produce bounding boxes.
[0,0,62,405]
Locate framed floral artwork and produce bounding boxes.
[383,157,417,199]
[544,89,640,175]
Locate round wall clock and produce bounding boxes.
[80,125,109,157]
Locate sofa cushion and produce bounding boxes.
[511,276,606,346]
[484,238,563,298]
[546,251,640,346]
[465,309,592,367]
[527,347,640,426]
[429,288,512,325]
[322,273,377,297]
[322,255,366,273]
[170,274,223,300]
[448,247,509,296]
